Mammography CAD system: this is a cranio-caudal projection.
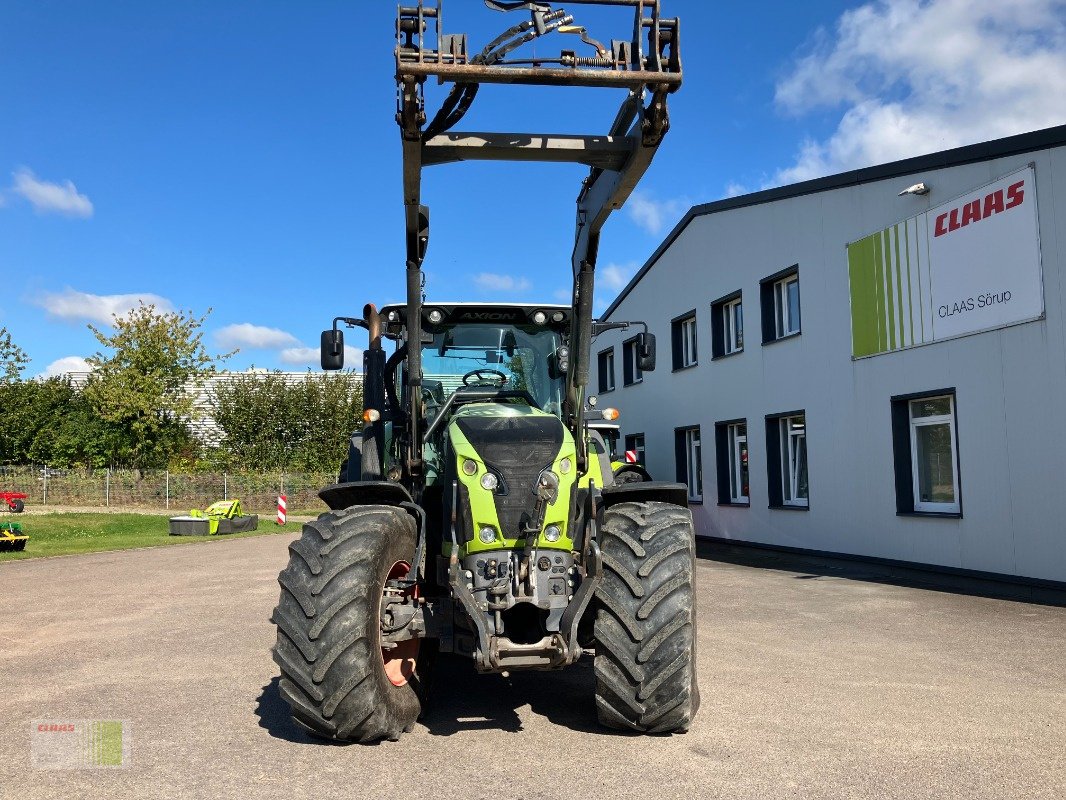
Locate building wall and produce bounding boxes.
[595,142,1065,583]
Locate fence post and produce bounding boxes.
[106,469,110,508]
[165,470,170,510]
[224,473,228,501]
[43,469,48,505]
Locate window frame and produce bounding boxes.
[714,418,749,507]
[764,410,809,510]
[760,266,801,345]
[891,389,963,517]
[710,290,743,360]
[624,432,646,465]
[621,336,643,387]
[724,296,744,355]
[674,425,703,503]
[597,347,615,394]
[671,310,698,371]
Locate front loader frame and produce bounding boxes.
[394,0,682,489]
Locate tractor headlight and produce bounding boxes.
[533,311,547,325]
[427,308,443,324]
[559,457,572,474]
[479,526,497,544]
[480,472,498,491]
[462,459,478,476]
[543,524,562,543]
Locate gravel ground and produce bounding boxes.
[1,533,1063,799]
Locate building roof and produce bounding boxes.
[602,123,1066,320]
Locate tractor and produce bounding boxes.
[271,0,697,742]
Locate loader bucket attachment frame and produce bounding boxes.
[395,0,682,484]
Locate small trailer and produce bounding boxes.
[0,492,27,513]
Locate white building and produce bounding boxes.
[594,125,1066,586]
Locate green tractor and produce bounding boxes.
[271,0,696,742]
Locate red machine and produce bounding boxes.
[1,492,27,513]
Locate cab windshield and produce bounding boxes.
[418,323,565,415]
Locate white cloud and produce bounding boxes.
[10,168,94,217]
[626,190,686,236]
[598,261,639,292]
[215,323,298,351]
[279,345,363,367]
[724,181,749,198]
[771,0,1066,185]
[552,288,571,302]
[473,272,532,293]
[35,289,174,325]
[38,356,92,378]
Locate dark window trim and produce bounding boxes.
[711,291,744,361]
[713,418,748,506]
[710,290,742,307]
[765,410,808,510]
[765,409,806,422]
[671,309,698,372]
[674,424,702,503]
[596,347,616,394]
[759,264,800,287]
[621,336,643,386]
[760,266,801,345]
[890,388,963,518]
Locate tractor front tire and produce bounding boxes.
[271,505,429,743]
[594,500,699,733]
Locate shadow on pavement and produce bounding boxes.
[256,655,630,742]
[419,653,618,737]
[255,676,319,745]
[697,539,1066,607]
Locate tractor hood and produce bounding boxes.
[447,404,577,552]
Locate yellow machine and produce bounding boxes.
[0,522,28,552]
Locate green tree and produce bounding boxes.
[0,377,118,467]
[210,371,363,472]
[84,304,230,469]
[0,326,29,383]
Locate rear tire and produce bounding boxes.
[11,499,24,513]
[594,500,699,733]
[271,505,430,743]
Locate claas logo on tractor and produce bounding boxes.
[269,0,698,744]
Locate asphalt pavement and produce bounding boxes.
[1,531,1063,799]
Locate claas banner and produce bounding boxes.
[847,165,1043,359]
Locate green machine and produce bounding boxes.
[169,500,259,536]
[270,0,697,743]
[0,522,27,552]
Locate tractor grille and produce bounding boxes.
[455,414,564,537]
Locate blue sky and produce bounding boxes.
[3,0,1064,375]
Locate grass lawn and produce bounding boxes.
[0,512,306,561]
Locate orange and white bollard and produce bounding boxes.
[276,494,287,526]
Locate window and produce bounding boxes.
[624,433,645,464]
[671,311,698,370]
[760,266,801,343]
[765,411,808,509]
[714,420,749,505]
[674,426,703,502]
[711,292,744,359]
[724,297,743,354]
[622,336,643,386]
[891,390,961,515]
[597,348,615,393]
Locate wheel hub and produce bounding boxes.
[381,561,419,687]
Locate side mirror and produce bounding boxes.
[637,332,656,372]
[320,329,344,370]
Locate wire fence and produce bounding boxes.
[0,466,336,515]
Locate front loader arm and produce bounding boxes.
[395,0,682,479]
